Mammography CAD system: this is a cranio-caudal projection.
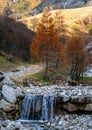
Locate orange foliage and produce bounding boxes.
[30,7,63,79]
[65,35,89,80]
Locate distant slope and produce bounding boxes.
[31,0,92,15]
[1,0,41,19]
[0,16,34,61]
[19,6,92,30]
[1,0,92,19]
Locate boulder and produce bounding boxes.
[85,103,92,111]
[2,76,16,88]
[2,84,23,103]
[78,103,92,111]
[71,96,92,104]
[57,91,71,103]
[63,103,78,112]
[2,84,17,103]
[56,96,71,104]
[0,110,6,120]
[0,99,16,112]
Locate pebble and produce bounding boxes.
[1,114,92,130]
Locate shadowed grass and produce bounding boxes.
[0,53,30,72]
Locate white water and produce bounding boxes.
[21,95,55,130]
[21,95,55,121]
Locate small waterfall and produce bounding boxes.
[21,95,55,121]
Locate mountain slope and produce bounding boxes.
[31,0,92,15]
[19,6,92,31]
[1,0,92,19]
[1,0,41,19]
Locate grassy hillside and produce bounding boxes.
[2,0,92,20]
[0,51,27,72]
[18,6,92,31]
[0,16,34,61]
[2,0,41,19]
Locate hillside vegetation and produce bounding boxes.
[1,0,41,19]
[1,0,92,20]
[0,51,26,71]
[19,6,92,32]
[0,16,34,61]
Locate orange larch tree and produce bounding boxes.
[55,10,67,69]
[55,10,66,44]
[30,7,63,79]
[65,35,89,80]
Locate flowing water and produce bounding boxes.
[21,94,55,130]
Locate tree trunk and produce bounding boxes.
[43,53,48,79]
[55,58,59,69]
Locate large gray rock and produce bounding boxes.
[85,103,92,111]
[2,84,17,103]
[0,99,16,112]
[2,84,22,103]
[58,95,71,103]
[71,96,92,104]
[2,77,16,88]
[63,103,78,112]
[78,103,92,111]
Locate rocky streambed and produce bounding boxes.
[0,114,92,130]
[0,71,92,130]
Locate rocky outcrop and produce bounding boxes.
[56,86,92,113]
[0,72,23,120]
[0,70,92,120]
[23,84,92,113]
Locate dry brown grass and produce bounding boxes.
[19,6,92,31]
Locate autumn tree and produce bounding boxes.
[30,7,63,79]
[55,10,67,69]
[31,18,38,31]
[55,10,66,43]
[65,35,89,80]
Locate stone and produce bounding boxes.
[58,121,63,126]
[47,122,51,127]
[63,103,78,112]
[71,96,92,104]
[57,94,71,103]
[15,87,23,98]
[2,84,23,103]
[2,120,10,127]
[0,99,16,112]
[6,121,20,130]
[2,76,16,88]
[84,103,92,111]
[0,110,6,120]
[2,84,17,103]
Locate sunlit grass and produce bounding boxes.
[19,6,92,31]
[80,76,92,85]
[26,70,53,84]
